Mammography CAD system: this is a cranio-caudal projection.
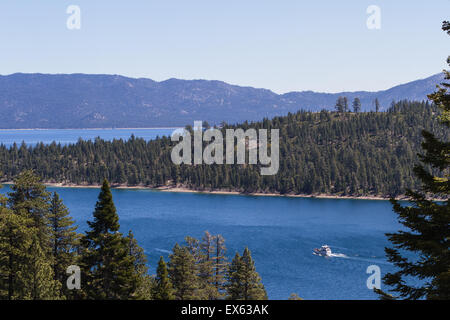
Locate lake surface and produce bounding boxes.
[0,128,176,147]
[0,184,406,300]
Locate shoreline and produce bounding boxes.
[1,182,397,201]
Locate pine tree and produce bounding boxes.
[48,192,80,298]
[8,170,51,254]
[126,230,152,299]
[334,96,349,113]
[0,202,34,299]
[226,252,243,300]
[335,97,346,113]
[375,98,381,112]
[0,172,61,300]
[168,243,200,300]
[19,235,61,300]
[184,235,216,299]
[211,234,228,297]
[199,231,219,299]
[226,248,267,300]
[352,97,361,113]
[381,21,450,300]
[80,179,137,299]
[152,256,174,300]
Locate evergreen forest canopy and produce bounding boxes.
[0,100,448,198]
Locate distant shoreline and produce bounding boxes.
[2,182,400,201]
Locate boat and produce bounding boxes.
[313,245,332,257]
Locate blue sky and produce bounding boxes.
[0,1,449,93]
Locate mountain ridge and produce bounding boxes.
[0,72,444,128]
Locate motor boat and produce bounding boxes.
[313,245,332,257]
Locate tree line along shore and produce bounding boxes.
[0,100,448,199]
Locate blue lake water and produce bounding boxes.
[0,184,407,300]
[0,128,176,147]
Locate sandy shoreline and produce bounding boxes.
[1,181,396,201]
[155,187,393,200]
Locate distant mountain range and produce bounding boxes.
[0,72,444,128]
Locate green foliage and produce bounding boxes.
[0,204,35,299]
[375,98,381,112]
[152,256,174,300]
[352,97,361,113]
[8,170,51,252]
[168,243,200,300]
[19,235,61,300]
[381,22,450,300]
[226,248,267,300]
[166,232,240,300]
[288,293,303,300]
[210,234,228,297]
[335,96,348,113]
[80,179,144,299]
[126,230,153,299]
[0,171,61,300]
[49,192,80,298]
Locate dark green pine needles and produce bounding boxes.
[380,21,450,300]
[81,179,145,299]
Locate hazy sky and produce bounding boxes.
[0,1,449,93]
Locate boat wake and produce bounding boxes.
[154,248,172,254]
[328,253,348,258]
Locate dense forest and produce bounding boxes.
[0,100,447,197]
[0,171,267,300]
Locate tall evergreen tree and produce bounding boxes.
[375,98,381,112]
[185,235,216,299]
[0,172,60,300]
[0,200,34,299]
[226,252,243,300]
[152,256,174,300]
[335,96,348,113]
[8,170,51,253]
[19,235,61,300]
[211,234,228,297]
[381,21,450,300]
[199,231,219,299]
[126,230,152,299]
[226,248,267,300]
[80,179,137,299]
[48,192,80,298]
[352,97,361,113]
[168,243,200,300]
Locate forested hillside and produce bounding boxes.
[0,100,447,197]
